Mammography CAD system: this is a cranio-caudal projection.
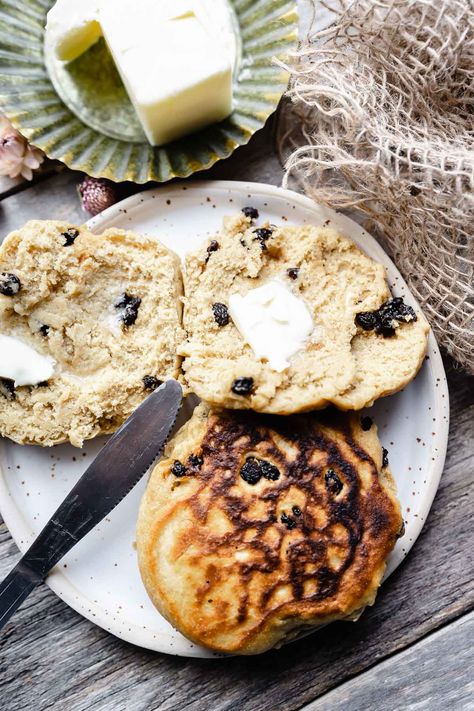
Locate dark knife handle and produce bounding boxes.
[0,560,43,630]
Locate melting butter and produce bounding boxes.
[228,280,314,372]
[46,0,236,146]
[0,334,56,386]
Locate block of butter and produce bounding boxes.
[46,0,234,146]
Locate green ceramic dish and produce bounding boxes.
[0,0,298,183]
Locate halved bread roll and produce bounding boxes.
[0,220,184,446]
[179,213,429,413]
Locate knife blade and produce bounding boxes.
[0,378,182,631]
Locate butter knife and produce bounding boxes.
[0,379,182,631]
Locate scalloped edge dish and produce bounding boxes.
[0,0,298,182]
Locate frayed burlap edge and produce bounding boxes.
[277,0,474,373]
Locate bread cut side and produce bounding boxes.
[0,214,430,445]
[0,220,184,446]
[179,214,429,414]
[335,319,429,409]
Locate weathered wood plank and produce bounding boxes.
[0,164,68,203]
[0,170,86,237]
[0,176,23,200]
[301,611,474,711]
[0,3,472,699]
[0,357,472,711]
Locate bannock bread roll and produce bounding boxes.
[0,220,184,446]
[137,403,403,655]
[179,213,429,413]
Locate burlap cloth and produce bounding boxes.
[277,0,473,373]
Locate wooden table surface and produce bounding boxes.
[0,5,473,706]
[0,124,473,711]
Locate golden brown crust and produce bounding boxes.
[137,405,403,654]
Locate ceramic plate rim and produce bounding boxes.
[0,180,449,657]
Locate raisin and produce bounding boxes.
[287,268,299,280]
[171,460,187,478]
[240,458,262,485]
[115,293,141,327]
[240,457,279,485]
[115,293,132,308]
[252,227,273,250]
[260,460,280,481]
[254,228,273,238]
[188,454,203,468]
[356,297,417,338]
[356,311,378,331]
[212,302,229,327]
[292,506,302,517]
[143,375,162,391]
[0,379,15,401]
[379,324,396,338]
[122,300,141,326]
[325,468,343,495]
[62,228,79,247]
[205,240,220,262]
[361,416,373,431]
[280,512,296,530]
[242,206,259,220]
[207,240,219,253]
[39,325,50,337]
[382,447,389,468]
[0,273,21,296]
[377,297,417,335]
[232,377,254,395]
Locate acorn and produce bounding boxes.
[78,176,117,216]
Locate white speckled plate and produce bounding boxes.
[0,181,449,657]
